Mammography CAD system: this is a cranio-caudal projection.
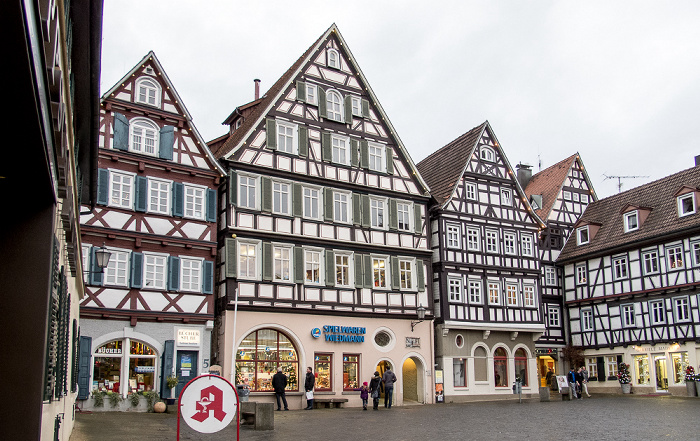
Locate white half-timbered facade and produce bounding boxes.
[79,52,224,407]
[558,162,700,396]
[416,122,546,401]
[210,24,434,408]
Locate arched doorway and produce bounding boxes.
[402,356,425,404]
[375,360,393,405]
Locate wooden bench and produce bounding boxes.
[313,398,348,409]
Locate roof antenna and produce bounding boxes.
[538,153,542,172]
[602,174,649,193]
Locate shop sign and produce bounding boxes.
[135,366,156,373]
[435,370,444,403]
[97,347,122,354]
[536,348,557,356]
[177,329,201,347]
[179,374,239,438]
[321,325,366,343]
[405,337,421,348]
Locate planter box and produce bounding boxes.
[696,381,700,398]
[620,383,631,394]
[81,395,153,412]
[686,381,697,397]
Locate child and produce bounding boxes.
[360,381,369,410]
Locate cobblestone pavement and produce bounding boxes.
[71,395,700,441]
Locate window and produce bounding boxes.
[580,309,594,331]
[333,191,350,224]
[624,211,639,232]
[506,284,518,306]
[548,306,560,327]
[238,175,258,209]
[577,226,589,245]
[372,256,388,289]
[276,121,297,154]
[273,246,292,282]
[523,285,535,307]
[399,259,414,290]
[468,280,482,304]
[671,352,689,384]
[147,178,170,214]
[447,224,461,248]
[335,252,352,287]
[480,146,495,162]
[606,356,618,379]
[92,340,157,395]
[465,183,477,200]
[503,232,516,255]
[488,281,500,305]
[129,119,159,156]
[314,353,332,391]
[650,300,664,324]
[143,253,167,290]
[576,264,587,285]
[674,297,690,322]
[581,194,589,204]
[563,191,571,200]
[135,77,159,106]
[642,251,659,274]
[586,358,598,380]
[667,246,684,270]
[368,143,385,172]
[453,359,467,388]
[520,234,533,257]
[104,249,130,287]
[544,267,556,286]
[500,188,512,206]
[305,84,317,105]
[272,181,291,215]
[493,347,508,387]
[370,197,385,228]
[622,304,635,327]
[331,135,349,165]
[514,348,528,386]
[184,184,205,220]
[613,256,628,280]
[351,96,361,117]
[634,355,650,385]
[326,90,343,122]
[327,48,340,68]
[692,242,700,266]
[109,171,134,209]
[678,193,696,217]
[397,202,412,231]
[180,258,202,292]
[485,230,498,253]
[572,192,580,202]
[466,228,480,251]
[305,249,322,284]
[239,241,259,280]
[448,277,462,302]
[235,329,299,392]
[303,187,320,219]
[343,355,360,390]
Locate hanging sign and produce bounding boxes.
[178,374,239,440]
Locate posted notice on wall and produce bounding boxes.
[177,329,201,347]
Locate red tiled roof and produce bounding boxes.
[524,154,578,220]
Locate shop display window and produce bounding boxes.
[235,328,299,392]
[453,358,466,387]
[314,353,332,391]
[493,347,508,387]
[634,355,650,385]
[343,354,360,390]
[93,356,122,393]
[92,339,157,395]
[671,352,688,384]
[514,348,528,386]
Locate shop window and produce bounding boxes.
[315,353,332,391]
[92,339,157,395]
[453,358,467,387]
[514,348,528,387]
[671,352,688,384]
[235,329,299,392]
[493,347,508,387]
[634,355,650,385]
[473,346,488,382]
[343,354,360,390]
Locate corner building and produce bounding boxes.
[209,24,434,408]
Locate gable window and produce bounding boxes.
[624,211,639,232]
[545,267,556,286]
[674,297,690,322]
[548,306,560,327]
[327,48,340,69]
[467,228,480,251]
[303,186,320,219]
[480,146,495,162]
[577,226,589,245]
[447,224,461,248]
[667,245,684,270]
[239,241,259,280]
[642,250,659,274]
[148,178,171,215]
[333,191,350,224]
[465,183,477,200]
[370,197,385,229]
[650,300,665,324]
[274,245,292,282]
[613,256,628,280]
[581,194,589,204]
[563,191,572,201]
[335,252,352,287]
[180,258,202,293]
[184,184,206,220]
[693,242,700,266]
[305,249,323,284]
[581,309,593,331]
[351,96,361,117]
[678,193,696,217]
[399,258,414,290]
[448,277,462,302]
[238,175,258,209]
[143,253,167,290]
[129,119,159,156]
[521,234,533,257]
[135,77,160,106]
[572,192,580,202]
[488,281,500,305]
[109,171,134,209]
[326,90,343,122]
[503,232,516,255]
[468,280,482,304]
[331,135,349,165]
[305,84,318,105]
[396,202,412,231]
[485,230,499,253]
[368,143,385,172]
[506,284,518,306]
[523,285,535,307]
[576,264,587,285]
[500,188,512,206]
[372,256,388,289]
[276,121,297,154]
[273,181,291,215]
[622,304,635,327]
[104,249,130,287]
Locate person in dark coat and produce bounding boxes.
[304,366,315,410]
[575,367,585,399]
[272,367,289,411]
[382,367,397,408]
[369,371,382,410]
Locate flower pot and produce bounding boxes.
[154,402,166,413]
[620,383,631,394]
[686,381,697,397]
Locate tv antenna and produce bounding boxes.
[603,174,649,193]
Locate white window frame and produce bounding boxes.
[485,230,499,253]
[135,77,160,107]
[184,183,206,220]
[302,185,321,220]
[577,226,589,245]
[624,211,639,232]
[368,142,386,173]
[649,300,665,325]
[642,250,659,274]
[396,201,413,232]
[81,245,90,283]
[104,248,130,287]
[581,309,593,331]
[621,304,635,327]
[523,285,536,307]
[606,356,617,378]
[399,258,415,291]
[503,232,517,255]
[327,48,340,69]
[468,280,482,304]
[563,191,572,201]
[334,251,353,288]
[333,190,351,224]
[506,284,518,306]
[370,196,387,229]
[305,83,318,105]
[666,245,684,270]
[331,134,349,165]
[692,242,700,266]
[351,96,362,117]
[448,276,462,302]
[613,256,628,280]
[572,192,580,202]
[581,194,589,204]
[466,228,480,251]
[238,240,260,281]
[678,193,696,217]
[147,177,171,215]
[587,358,598,379]
[304,248,324,285]
[447,224,461,249]
[548,306,560,327]
[238,174,259,210]
[276,121,298,154]
[480,146,495,162]
[488,281,500,305]
[465,182,477,200]
[372,255,389,290]
[325,89,343,122]
[500,188,512,206]
[674,297,690,322]
[273,245,292,283]
[272,180,291,216]
[576,264,587,285]
[544,267,556,286]
[128,118,159,156]
[180,257,203,293]
[520,233,534,257]
[142,252,167,290]
[109,170,135,209]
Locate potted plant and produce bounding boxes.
[617,362,632,394]
[166,375,180,403]
[685,366,696,397]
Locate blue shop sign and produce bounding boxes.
[320,325,366,343]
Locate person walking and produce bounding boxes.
[574,367,584,399]
[568,367,579,400]
[304,367,315,410]
[360,382,369,410]
[580,366,591,397]
[382,367,397,408]
[369,371,382,410]
[272,367,289,411]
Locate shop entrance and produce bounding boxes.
[654,355,668,392]
[376,361,394,405]
[175,351,198,397]
[402,357,425,404]
[537,356,556,388]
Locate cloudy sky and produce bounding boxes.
[101,0,700,198]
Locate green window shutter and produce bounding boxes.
[361,195,371,228]
[293,183,303,217]
[318,87,327,118]
[228,170,237,207]
[321,132,332,162]
[130,252,143,288]
[344,95,353,123]
[352,193,362,225]
[112,112,129,151]
[360,141,369,169]
[206,188,217,222]
[172,182,184,217]
[414,204,423,234]
[325,250,335,287]
[294,246,305,283]
[296,80,306,101]
[350,139,359,167]
[417,259,425,291]
[261,177,272,213]
[361,99,370,118]
[363,254,373,288]
[167,256,180,292]
[596,357,605,382]
[159,340,175,399]
[391,256,400,290]
[89,246,103,286]
[262,242,273,281]
[389,199,398,231]
[266,118,276,150]
[97,169,109,205]
[159,125,175,160]
[386,147,394,175]
[354,254,364,288]
[202,260,214,294]
[135,176,147,212]
[77,336,92,399]
[298,126,308,157]
[225,238,237,278]
[324,188,333,222]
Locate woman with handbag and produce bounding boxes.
[304,367,315,410]
[369,371,382,410]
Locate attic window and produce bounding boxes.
[480,146,495,162]
[577,226,589,245]
[678,193,696,217]
[135,77,160,107]
[145,67,154,75]
[624,211,639,233]
[327,48,340,69]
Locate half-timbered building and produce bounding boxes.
[558,160,700,395]
[416,122,546,401]
[522,154,597,384]
[78,52,225,408]
[210,24,435,408]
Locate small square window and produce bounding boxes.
[465,183,477,200]
[563,191,572,201]
[351,96,362,117]
[678,193,696,217]
[577,226,589,245]
[624,211,639,232]
[581,194,589,204]
[572,192,580,202]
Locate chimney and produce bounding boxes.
[516,163,532,189]
[695,155,700,167]
[254,79,261,100]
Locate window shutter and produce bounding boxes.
[97,169,109,205]
[167,256,180,292]
[112,112,129,151]
[130,252,143,289]
[362,195,371,228]
[350,139,359,167]
[325,250,335,287]
[298,126,308,157]
[354,254,364,288]
[159,125,175,160]
[77,336,92,400]
[228,170,237,207]
[417,259,425,291]
[296,80,306,101]
[363,254,373,288]
[225,238,237,278]
[261,178,272,213]
[70,321,79,392]
[293,183,303,217]
[353,193,362,225]
[386,147,394,175]
[206,188,217,222]
[324,188,333,222]
[361,99,370,118]
[321,132,332,162]
[360,141,369,169]
[266,118,276,150]
[172,182,184,217]
[389,199,398,231]
[89,246,103,286]
[414,204,423,234]
[391,256,400,290]
[202,260,213,294]
[262,242,273,282]
[135,176,148,212]
[344,95,353,123]
[159,340,174,399]
[318,87,327,118]
[294,247,304,283]
[596,357,605,382]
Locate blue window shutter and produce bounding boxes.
[206,188,217,222]
[172,182,184,217]
[159,125,175,160]
[228,170,237,207]
[77,336,92,400]
[89,246,103,286]
[168,256,180,292]
[97,169,109,205]
[135,176,148,212]
[159,340,175,398]
[113,113,129,151]
[130,252,143,288]
[202,260,213,294]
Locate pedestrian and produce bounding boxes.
[568,367,578,400]
[545,368,554,387]
[272,367,289,411]
[369,371,382,410]
[575,367,584,399]
[304,366,315,410]
[382,367,397,408]
[360,381,369,410]
[580,366,591,397]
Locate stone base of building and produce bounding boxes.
[443,393,540,404]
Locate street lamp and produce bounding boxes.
[410,305,427,332]
[85,243,112,273]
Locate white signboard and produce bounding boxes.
[177,329,201,347]
[180,375,238,434]
[556,375,569,393]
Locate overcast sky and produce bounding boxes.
[101,0,700,199]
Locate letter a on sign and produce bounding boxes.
[179,374,239,437]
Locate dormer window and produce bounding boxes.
[480,146,495,162]
[135,77,160,107]
[678,193,696,217]
[327,48,340,69]
[577,226,589,245]
[624,211,639,232]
